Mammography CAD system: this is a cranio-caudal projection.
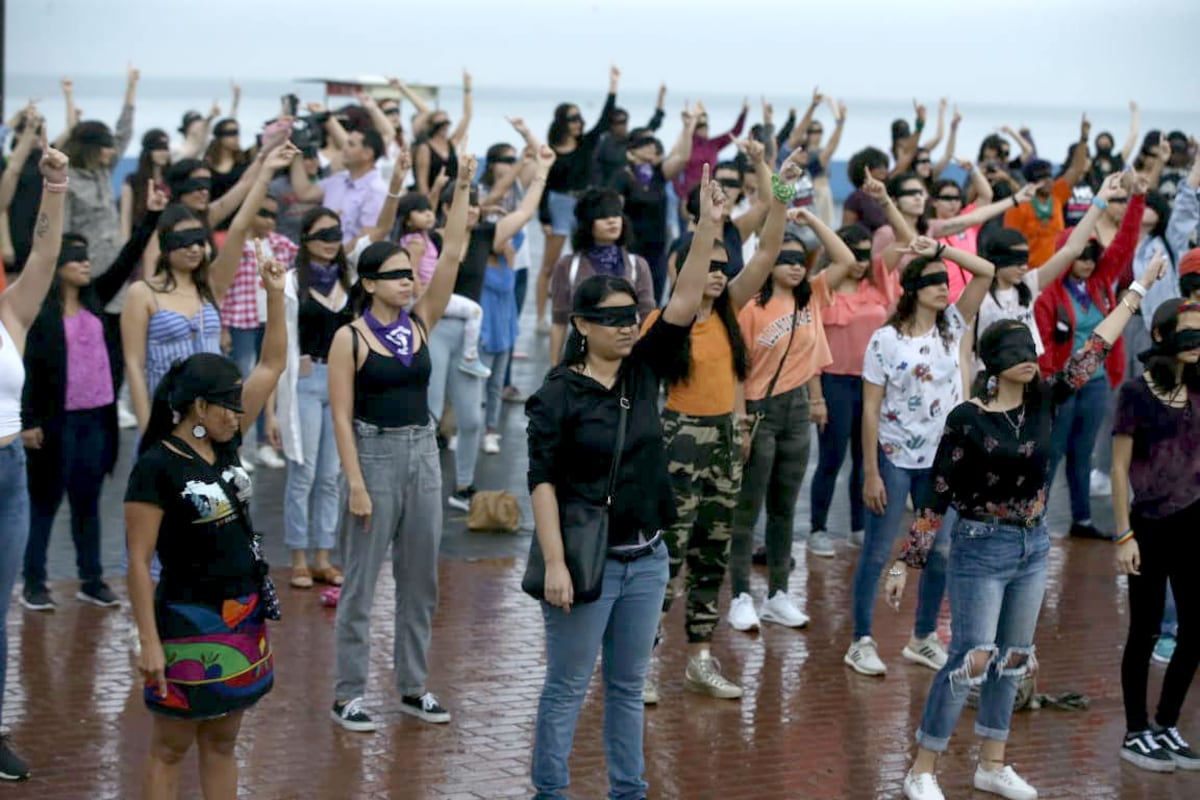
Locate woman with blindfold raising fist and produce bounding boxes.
[885,255,1168,800]
[524,165,720,800]
[326,155,473,733]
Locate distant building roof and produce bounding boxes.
[295,76,438,104]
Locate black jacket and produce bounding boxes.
[21,211,159,477]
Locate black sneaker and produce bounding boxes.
[751,545,795,570]
[77,581,120,608]
[1154,726,1200,770]
[447,486,476,512]
[330,697,379,732]
[1121,729,1176,772]
[19,584,55,612]
[400,692,451,724]
[1070,522,1114,540]
[0,736,29,781]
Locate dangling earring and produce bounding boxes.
[579,333,588,354]
[986,375,999,401]
[191,423,208,440]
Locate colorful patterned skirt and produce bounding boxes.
[147,591,274,719]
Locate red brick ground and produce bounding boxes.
[4,536,1197,799]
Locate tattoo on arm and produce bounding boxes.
[35,212,49,238]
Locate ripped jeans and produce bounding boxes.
[915,516,1049,752]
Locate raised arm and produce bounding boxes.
[1120,101,1141,164]
[229,81,242,121]
[1038,173,1124,290]
[583,66,620,145]
[785,87,823,151]
[52,78,78,149]
[97,186,165,304]
[413,155,474,328]
[727,147,797,309]
[1089,252,1167,350]
[791,207,858,291]
[389,77,433,134]
[494,146,554,247]
[927,239,996,323]
[920,98,947,151]
[760,99,778,169]
[0,110,39,216]
[1165,157,1200,258]
[238,244,287,424]
[712,99,749,150]
[0,143,67,337]
[661,106,698,182]
[933,182,1034,238]
[819,100,848,170]
[663,164,721,326]
[449,70,472,149]
[731,139,771,240]
[646,84,667,132]
[113,64,139,159]
[1061,115,1092,188]
[357,91,398,152]
[503,117,540,187]
[207,120,293,226]
[1001,125,1035,165]
[1097,172,1147,287]
[931,108,962,178]
[360,148,411,244]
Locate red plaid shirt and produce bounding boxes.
[221,233,298,329]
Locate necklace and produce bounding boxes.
[1000,406,1026,438]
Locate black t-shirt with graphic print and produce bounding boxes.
[125,437,259,603]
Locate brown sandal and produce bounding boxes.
[290,566,314,589]
[312,566,344,586]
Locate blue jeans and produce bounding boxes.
[852,450,950,640]
[480,348,512,431]
[810,373,865,534]
[1163,584,1178,638]
[546,191,578,237]
[228,326,266,444]
[916,518,1049,751]
[502,268,528,389]
[0,440,31,723]
[1048,377,1108,522]
[283,363,341,552]
[532,541,668,800]
[426,317,484,489]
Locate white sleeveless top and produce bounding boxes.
[0,319,26,437]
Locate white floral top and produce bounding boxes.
[862,305,966,469]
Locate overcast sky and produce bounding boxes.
[8,0,1200,111]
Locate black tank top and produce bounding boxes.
[422,141,458,189]
[351,321,431,427]
[298,291,353,360]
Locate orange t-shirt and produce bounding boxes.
[641,308,736,416]
[1003,178,1072,268]
[738,273,834,402]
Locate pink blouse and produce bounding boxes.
[64,309,114,411]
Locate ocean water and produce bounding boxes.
[8,73,1200,180]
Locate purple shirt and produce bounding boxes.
[319,168,387,245]
[674,109,748,199]
[844,190,888,232]
[1114,377,1200,520]
[63,309,114,411]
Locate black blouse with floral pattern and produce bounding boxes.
[900,334,1111,568]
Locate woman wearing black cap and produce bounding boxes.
[61,64,138,280]
[124,246,287,798]
[885,257,1169,800]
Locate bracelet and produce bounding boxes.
[1011,195,1020,208]
[1128,281,1148,298]
[810,398,826,405]
[934,243,947,260]
[1121,296,1139,314]
[387,191,404,199]
[42,179,69,193]
[887,566,905,577]
[771,174,796,203]
[1091,197,1109,210]
[1115,529,1135,545]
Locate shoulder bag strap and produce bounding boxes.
[603,379,630,508]
[763,308,798,402]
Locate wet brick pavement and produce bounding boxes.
[14,245,1198,798]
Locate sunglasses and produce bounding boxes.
[936,194,962,202]
[566,114,583,123]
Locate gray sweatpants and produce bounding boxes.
[334,421,443,700]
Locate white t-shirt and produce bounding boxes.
[974,271,1044,358]
[862,305,967,469]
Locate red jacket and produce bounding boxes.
[1034,193,1145,388]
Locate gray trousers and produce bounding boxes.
[334,421,443,700]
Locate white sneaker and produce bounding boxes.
[684,654,743,699]
[256,444,285,469]
[447,435,458,452]
[117,402,138,429]
[239,454,256,474]
[482,432,501,454]
[727,592,760,632]
[458,358,492,379]
[974,764,1037,800]
[844,636,887,676]
[807,530,836,558]
[848,529,865,549]
[1089,469,1112,497]
[642,677,659,705]
[759,591,809,628]
[903,633,949,670]
[903,771,945,800]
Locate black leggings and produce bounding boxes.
[1121,498,1200,731]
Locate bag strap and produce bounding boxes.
[604,379,630,508]
[762,307,798,403]
[166,436,256,544]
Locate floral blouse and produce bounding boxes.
[899,334,1111,568]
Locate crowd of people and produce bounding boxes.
[0,64,1198,800]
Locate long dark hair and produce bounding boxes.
[547,103,578,149]
[295,207,351,296]
[571,189,633,252]
[888,256,955,352]
[836,223,876,286]
[561,274,636,369]
[131,129,170,220]
[756,238,813,311]
[481,143,516,189]
[969,319,1046,407]
[62,121,113,170]
[1141,301,1200,393]
[1145,191,1175,265]
[887,172,929,235]
[659,239,748,386]
[152,205,217,306]
[139,353,242,457]
[203,118,252,170]
[351,241,413,315]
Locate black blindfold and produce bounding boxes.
[904,271,950,292]
[776,251,808,266]
[58,244,89,266]
[573,305,639,328]
[176,176,212,195]
[359,269,414,281]
[162,228,209,253]
[991,249,1029,268]
[302,226,343,243]
[980,327,1039,375]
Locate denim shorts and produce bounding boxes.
[546,191,578,236]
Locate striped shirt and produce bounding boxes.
[145,304,222,397]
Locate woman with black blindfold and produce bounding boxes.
[124,248,287,799]
[122,144,298,434]
[1112,298,1200,774]
[326,155,473,732]
[524,165,721,800]
[203,117,254,205]
[19,183,167,614]
[885,258,1167,800]
[121,129,172,245]
[411,70,473,197]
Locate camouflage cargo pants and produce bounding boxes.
[660,410,742,643]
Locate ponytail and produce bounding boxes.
[139,360,188,456]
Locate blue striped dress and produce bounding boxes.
[145,305,223,397]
